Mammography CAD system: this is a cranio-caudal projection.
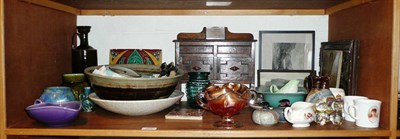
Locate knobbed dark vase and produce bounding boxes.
[186,72,210,109]
[72,26,98,73]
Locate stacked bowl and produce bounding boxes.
[25,86,81,127]
[84,64,184,116]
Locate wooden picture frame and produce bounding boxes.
[320,40,359,95]
[259,31,315,71]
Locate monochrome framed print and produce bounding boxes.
[259,31,315,71]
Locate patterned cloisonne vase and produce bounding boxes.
[79,87,94,112]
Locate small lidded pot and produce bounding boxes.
[252,106,279,126]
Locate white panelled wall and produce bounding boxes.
[77,15,328,100]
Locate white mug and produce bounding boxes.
[343,96,368,122]
[348,99,381,128]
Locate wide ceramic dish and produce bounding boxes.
[25,101,81,127]
[84,64,184,100]
[89,90,184,116]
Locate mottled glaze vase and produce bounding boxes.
[79,87,94,112]
[36,86,76,104]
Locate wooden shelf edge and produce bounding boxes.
[0,0,5,138]
[80,9,325,16]
[20,0,329,16]
[392,0,400,138]
[23,0,80,15]
[5,128,392,138]
[325,0,372,15]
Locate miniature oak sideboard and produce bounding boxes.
[174,27,257,85]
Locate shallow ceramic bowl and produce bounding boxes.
[25,101,81,127]
[84,64,184,100]
[89,90,184,116]
[261,87,308,108]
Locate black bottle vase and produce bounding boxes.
[72,26,98,73]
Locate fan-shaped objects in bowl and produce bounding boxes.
[89,90,184,116]
[25,101,81,127]
[84,64,184,100]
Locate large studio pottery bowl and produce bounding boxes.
[261,87,308,108]
[25,101,81,127]
[89,90,184,116]
[84,64,184,100]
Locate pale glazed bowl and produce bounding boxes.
[84,64,184,100]
[89,90,184,116]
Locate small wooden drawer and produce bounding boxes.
[179,45,214,54]
[217,45,251,55]
[178,56,214,80]
[217,57,253,82]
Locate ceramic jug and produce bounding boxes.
[270,79,299,93]
[304,73,334,103]
[284,101,315,127]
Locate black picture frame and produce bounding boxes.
[259,31,315,71]
[257,69,314,87]
[320,40,359,95]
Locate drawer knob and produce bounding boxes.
[230,66,240,71]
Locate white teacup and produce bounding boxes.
[348,99,381,128]
[284,102,315,127]
[329,88,345,99]
[343,96,368,122]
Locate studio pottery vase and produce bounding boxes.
[72,26,98,73]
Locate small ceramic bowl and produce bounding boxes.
[25,101,81,127]
[36,86,76,104]
[62,73,86,83]
[89,90,184,116]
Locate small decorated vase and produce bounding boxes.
[79,87,94,112]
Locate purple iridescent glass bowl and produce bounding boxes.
[25,101,81,127]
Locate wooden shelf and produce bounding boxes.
[5,103,391,138]
[22,0,372,15]
[1,0,399,138]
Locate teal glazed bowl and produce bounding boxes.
[261,87,308,108]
